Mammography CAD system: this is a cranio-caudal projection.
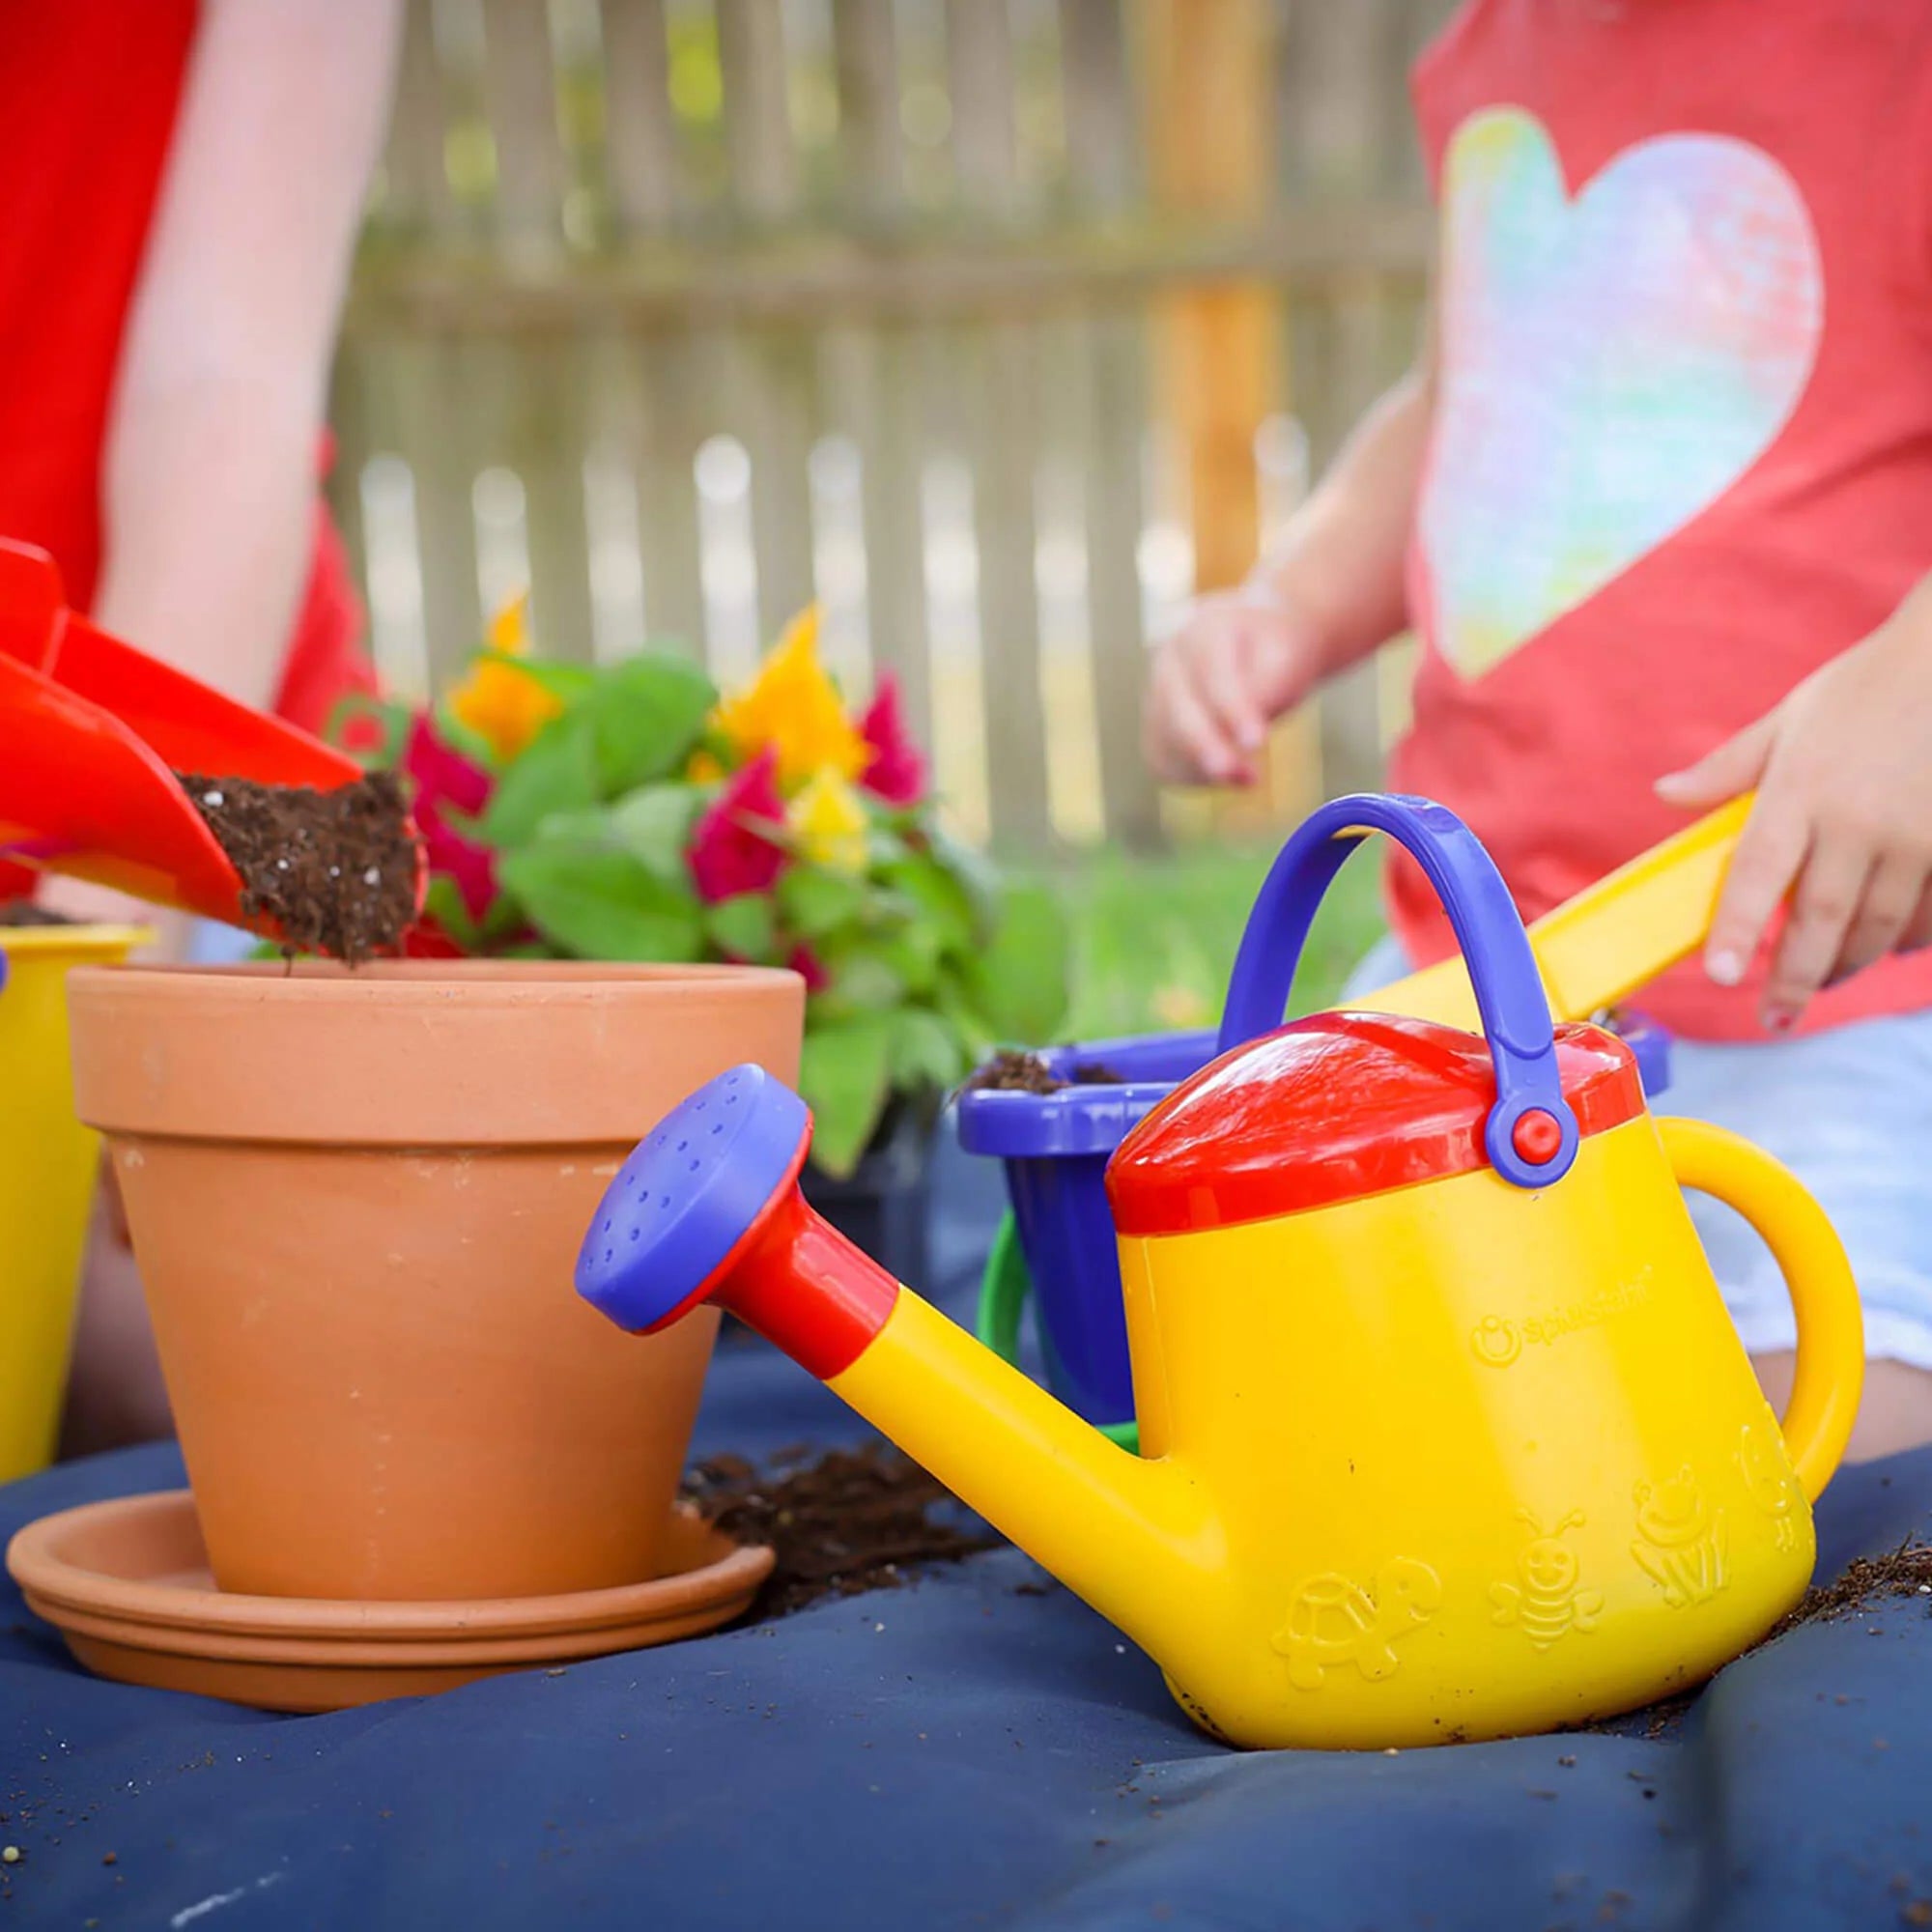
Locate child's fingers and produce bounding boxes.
[1762,835,1871,1027]
[1832,849,1930,981]
[1655,713,1776,810]
[1199,627,1268,757]
[1148,652,1246,785]
[1904,882,1932,954]
[1703,795,1807,988]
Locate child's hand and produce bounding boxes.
[1144,583,1324,786]
[1655,591,1932,1028]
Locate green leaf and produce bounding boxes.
[429,705,502,774]
[497,845,703,961]
[878,850,976,954]
[777,864,868,941]
[889,1007,967,1093]
[963,881,1069,1045]
[479,712,599,846]
[798,1014,895,1179]
[584,654,717,793]
[934,967,996,1062]
[419,873,482,951]
[819,948,905,1013]
[926,827,1003,938]
[518,808,615,849]
[478,888,530,945]
[706,893,779,962]
[873,921,942,996]
[610,783,704,881]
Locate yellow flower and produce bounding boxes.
[447,591,562,764]
[787,768,868,874]
[687,749,725,784]
[712,605,867,791]
[487,589,531,657]
[1151,983,1211,1030]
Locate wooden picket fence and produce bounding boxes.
[327,0,1451,848]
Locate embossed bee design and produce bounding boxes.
[1631,1466,1728,1608]
[1273,1557,1442,1691]
[1735,1421,1803,1554]
[1490,1509,1604,1648]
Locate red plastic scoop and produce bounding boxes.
[0,540,422,937]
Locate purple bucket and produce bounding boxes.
[955,1030,1216,1431]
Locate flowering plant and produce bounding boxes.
[338,599,1068,1176]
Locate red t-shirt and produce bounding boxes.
[1391,0,1932,1038]
[0,0,374,741]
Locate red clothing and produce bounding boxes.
[1392,0,1932,1038]
[0,0,373,742]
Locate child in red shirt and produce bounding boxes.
[0,0,389,760]
[0,0,404,1448]
[1147,0,1932,1457]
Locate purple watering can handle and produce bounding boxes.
[1216,793,1577,1190]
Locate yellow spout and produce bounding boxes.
[829,1289,1222,1657]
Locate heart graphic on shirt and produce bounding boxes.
[1418,107,1823,679]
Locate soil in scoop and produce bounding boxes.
[683,1440,996,1618]
[0,901,74,927]
[181,771,417,965]
[969,1049,1126,1094]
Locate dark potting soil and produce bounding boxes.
[968,1050,1126,1094]
[1765,1538,1932,1640]
[684,1440,996,1618]
[0,901,73,927]
[180,771,418,964]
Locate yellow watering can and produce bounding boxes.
[577,795,1864,1749]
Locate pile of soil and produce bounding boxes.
[968,1050,1125,1094]
[684,1441,996,1619]
[181,772,418,965]
[1767,1539,1932,1639]
[0,902,72,927]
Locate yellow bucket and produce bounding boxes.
[0,925,150,1481]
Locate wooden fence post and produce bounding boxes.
[946,1,1050,851]
[1062,0,1158,849]
[1147,0,1314,839]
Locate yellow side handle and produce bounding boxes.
[1365,796,1753,1028]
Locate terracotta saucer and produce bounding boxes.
[6,1491,774,1713]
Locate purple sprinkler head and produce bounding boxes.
[575,1063,900,1379]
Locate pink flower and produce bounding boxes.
[787,943,830,994]
[857,674,925,807]
[688,748,788,904]
[403,714,499,923]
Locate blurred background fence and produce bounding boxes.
[328,0,1452,852]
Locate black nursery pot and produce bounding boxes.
[799,1094,937,1290]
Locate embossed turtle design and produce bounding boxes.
[1274,1557,1443,1690]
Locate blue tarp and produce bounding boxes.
[4,1138,1930,1930]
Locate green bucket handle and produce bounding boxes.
[975,1211,1140,1453]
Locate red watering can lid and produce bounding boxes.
[1105,1012,1644,1238]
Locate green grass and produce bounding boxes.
[1040,840,1388,1045]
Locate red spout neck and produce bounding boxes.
[718,1183,901,1379]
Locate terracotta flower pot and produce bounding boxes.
[66,961,803,1603]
